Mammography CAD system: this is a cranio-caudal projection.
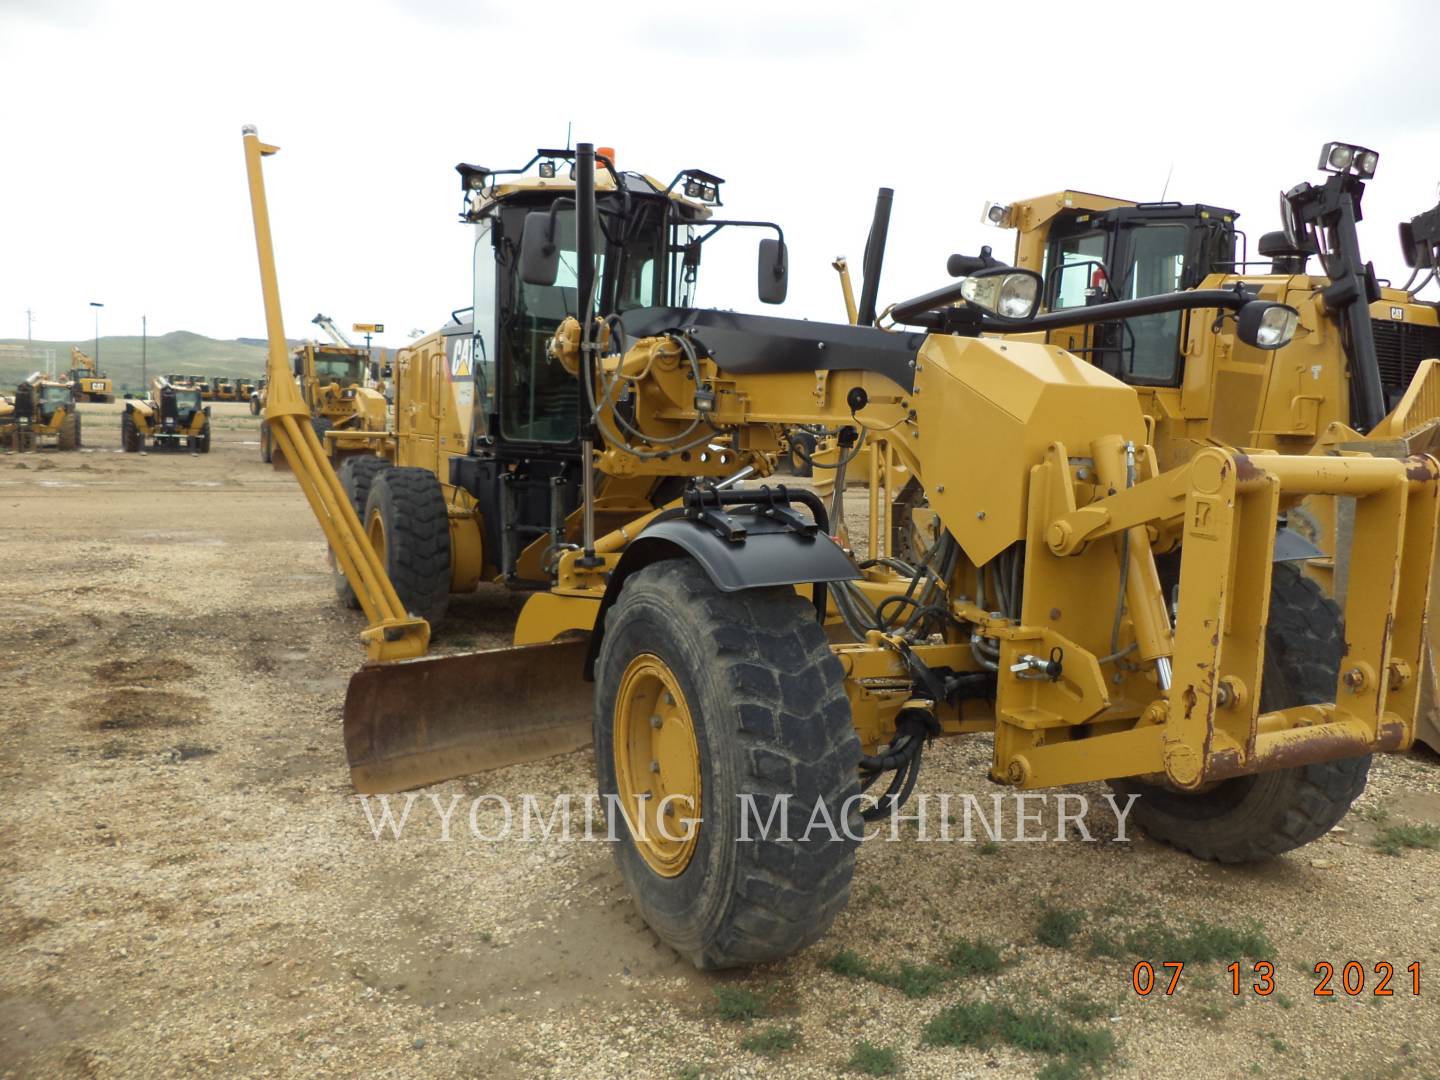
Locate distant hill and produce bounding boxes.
[0,331,302,394]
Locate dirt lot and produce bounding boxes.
[2,402,1439,1079]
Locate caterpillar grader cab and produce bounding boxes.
[244,128,1440,971]
[122,376,211,452]
[65,346,115,403]
[1,374,81,451]
[987,141,1440,747]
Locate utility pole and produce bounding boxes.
[25,307,34,371]
[90,301,104,369]
[142,315,148,388]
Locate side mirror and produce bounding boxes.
[1236,301,1300,350]
[520,211,559,286]
[758,238,788,305]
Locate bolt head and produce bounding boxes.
[650,715,662,729]
[649,760,660,773]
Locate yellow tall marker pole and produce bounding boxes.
[241,125,428,661]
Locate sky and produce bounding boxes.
[2,0,1438,351]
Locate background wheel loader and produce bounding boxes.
[0,373,82,451]
[244,129,1440,971]
[982,141,1440,749]
[122,376,211,452]
[64,346,115,403]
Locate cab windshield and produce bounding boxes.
[174,390,201,411]
[315,355,363,386]
[40,386,72,404]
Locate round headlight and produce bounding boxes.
[1327,144,1354,171]
[1256,305,1299,348]
[959,271,1040,320]
[998,274,1039,319]
[1357,150,1378,176]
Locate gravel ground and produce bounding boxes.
[2,403,1438,1079]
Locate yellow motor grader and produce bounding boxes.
[0,373,82,451]
[982,141,1440,748]
[257,331,386,464]
[121,376,211,452]
[245,129,1439,970]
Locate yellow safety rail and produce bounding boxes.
[241,126,429,662]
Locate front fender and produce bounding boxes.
[582,516,860,679]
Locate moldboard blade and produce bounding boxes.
[343,639,594,793]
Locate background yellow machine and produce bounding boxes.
[65,346,115,403]
[122,376,211,452]
[1,373,81,450]
[257,315,387,464]
[245,129,1439,971]
[984,141,1440,748]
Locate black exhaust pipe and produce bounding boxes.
[856,187,893,327]
[1287,174,1386,433]
[573,142,603,567]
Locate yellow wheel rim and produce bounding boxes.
[366,507,387,565]
[613,653,702,877]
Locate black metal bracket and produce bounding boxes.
[682,483,829,543]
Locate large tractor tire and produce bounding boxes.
[332,456,392,610]
[196,422,211,453]
[362,467,450,625]
[249,395,261,417]
[56,413,79,451]
[259,423,272,463]
[786,430,818,477]
[1111,564,1367,863]
[594,558,860,969]
[312,417,333,461]
[120,411,142,453]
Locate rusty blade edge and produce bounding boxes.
[342,639,595,793]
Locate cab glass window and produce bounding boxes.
[1121,225,1188,383]
[1047,232,1106,310]
[498,207,599,444]
[472,221,498,427]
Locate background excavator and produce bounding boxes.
[65,346,115,403]
[244,127,1439,970]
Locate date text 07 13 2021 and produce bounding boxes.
[1130,961,1421,997]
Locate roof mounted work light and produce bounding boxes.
[1318,141,1378,179]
